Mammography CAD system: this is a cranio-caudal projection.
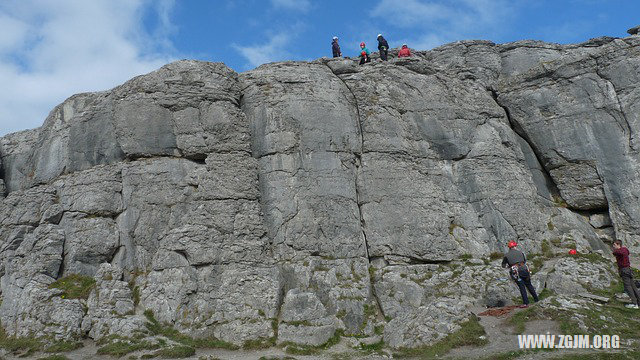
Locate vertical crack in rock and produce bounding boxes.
[592,62,635,150]
[324,63,386,318]
[488,89,563,202]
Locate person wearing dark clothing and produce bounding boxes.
[398,44,411,57]
[612,240,640,309]
[377,34,389,61]
[502,241,539,308]
[359,42,371,65]
[332,36,341,58]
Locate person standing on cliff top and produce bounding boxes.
[332,36,341,58]
[612,240,640,309]
[359,42,371,65]
[377,34,389,61]
[502,241,539,308]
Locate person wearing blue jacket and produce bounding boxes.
[359,42,370,65]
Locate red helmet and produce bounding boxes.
[508,241,517,248]
[568,249,577,255]
[360,42,365,47]
[361,51,366,56]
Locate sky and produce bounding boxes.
[0,0,638,136]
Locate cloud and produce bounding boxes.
[0,0,177,136]
[370,0,518,50]
[233,32,292,69]
[270,0,311,12]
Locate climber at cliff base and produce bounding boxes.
[502,241,539,308]
[612,239,640,309]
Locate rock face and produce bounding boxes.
[0,33,638,348]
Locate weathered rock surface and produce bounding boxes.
[0,33,638,349]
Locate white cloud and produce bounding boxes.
[371,0,517,50]
[270,0,311,12]
[233,32,292,69]
[0,0,177,136]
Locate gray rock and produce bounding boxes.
[85,264,147,340]
[541,257,615,295]
[0,32,639,349]
[278,317,338,346]
[590,213,612,228]
[628,25,640,35]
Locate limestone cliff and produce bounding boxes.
[0,33,638,349]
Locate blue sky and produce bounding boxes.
[0,0,638,136]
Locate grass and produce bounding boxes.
[538,288,555,301]
[38,355,71,360]
[0,327,42,357]
[359,339,384,353]
[153,345,196,358]
[143,310,239,350]
[44,340,83,353]
[489,252,504,261]
[477,350,527,360]
[283,329,343,355]
[506,306,538,334]
[551,352,640,360]
[393,315,488,359]
[242,336,276,350]
[48,274,96,300]
[541,239,553,258]
[96,339,160,357]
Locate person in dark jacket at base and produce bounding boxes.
[332,36,341,58]
[377,34,389,61]
[502,241,539,308]
[359,42,371,65]
[398,44,411,57]
[612,240,640,309]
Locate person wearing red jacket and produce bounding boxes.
[398,44,411,57]
[613,240,640,309]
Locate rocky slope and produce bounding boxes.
[0,33,639,350]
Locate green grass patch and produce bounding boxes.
[283,329,343,355]
[0,327,43,356]
[97,339,160,357]
[48,274,96,300]
[38,355,71,360]
[507,306,538,334]
[143,309,238,350]
[478,350,527,360]
[489,252,504,261]
[359,339,384,353]
[153,345,196,358]
[551,351,640,360]
[44,340,83,353]
[538,288,555,301]
[243,336,276,350]
[374,325,384,335]
[541,239,553,258]
[393,315,487,358]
